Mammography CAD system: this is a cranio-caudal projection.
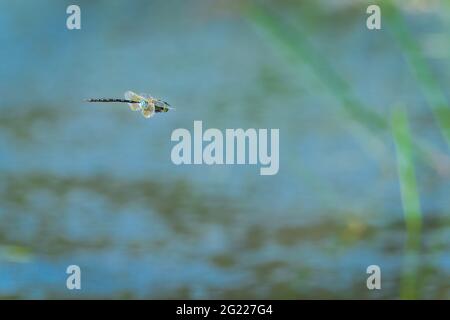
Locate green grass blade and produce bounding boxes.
[392,106,422,234]
[391,106,422,299]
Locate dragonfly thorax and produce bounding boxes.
[139,100,149,109]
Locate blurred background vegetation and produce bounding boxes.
[0,0,449,299]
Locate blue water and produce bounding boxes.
[0,0,449,298]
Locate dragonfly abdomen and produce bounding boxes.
[86,98,137,103]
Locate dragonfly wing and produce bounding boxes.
[139,93,153,99]
[125,91,142,111]
[141,109,154,118]
[141,104,155,118]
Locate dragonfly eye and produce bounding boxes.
[155,100,170,110]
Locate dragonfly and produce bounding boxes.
[86,91,173,118]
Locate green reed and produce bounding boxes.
[391,106,422,299]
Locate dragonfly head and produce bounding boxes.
[155,100,172,112]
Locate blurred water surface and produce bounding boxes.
[0,0,449,298]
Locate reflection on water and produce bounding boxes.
[0,0,449,298]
